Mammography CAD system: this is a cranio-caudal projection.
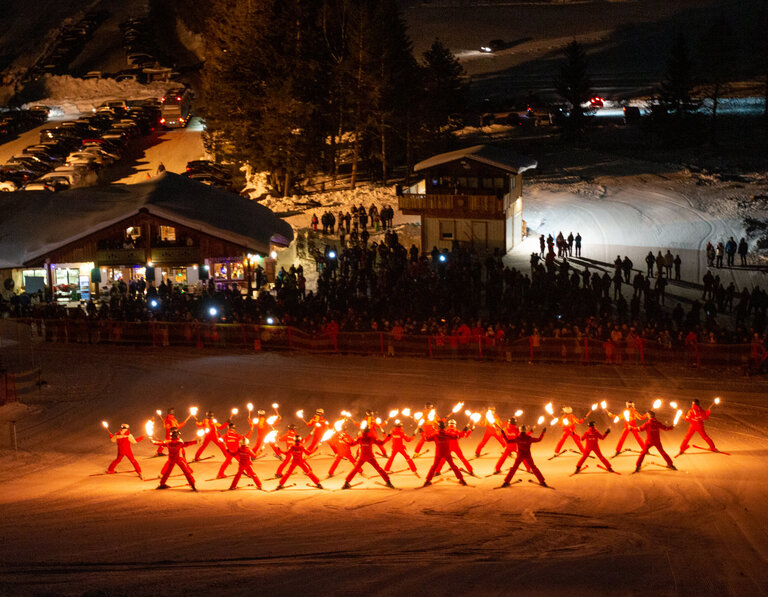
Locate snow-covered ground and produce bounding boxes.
[1,333,768,594]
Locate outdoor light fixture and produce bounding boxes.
[266,317,274,324]
[209,307,218,316]
[270,251,277,259]
[439,254,446,262]
[328,251,336,259]
[150,299,158,308]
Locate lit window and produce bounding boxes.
[160,226,176,241]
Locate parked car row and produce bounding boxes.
[0,106,49,142]
[0,102,160,193]
[30,10,110,78]
[183,160,234,191]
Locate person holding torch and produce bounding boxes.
[574,422,614,474]
[474,407,505,458]
[193,410,227,461]
[552,406,585,456]
[607,401,647,457]
[156,407,191,456]
[104,422,144,479]
[634,411,676,472]
[500,425,548,488]
[152,428,200,491]
[227,437,263,490]
[678,398,719,455]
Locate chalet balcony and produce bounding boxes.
[150,246,201,265]
[398,193,508,219]
[96,248,146,266]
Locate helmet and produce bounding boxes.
[507,418,516,425]
[257,409,266,416]
[167,407,175,414]
[437,420,446,430]
[562,406,573,414]
[120,423,129,430]
[692,399,700,405]
[447,419,456,427]
[240,437,249,446]
[648,410,656,418]
[588,421,595,427]
[520,425,529,433]
[170,429,180,439]
[625,401,635,408]
[288,424,296,430]
[206,411,213,417]
[316,408,324,415]
[228,421,236,429]
[425,403,434,409]
[394,421,402,427]
[294,435,302,442]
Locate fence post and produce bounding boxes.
[10,420,17,451]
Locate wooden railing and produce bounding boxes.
[398,193,505,217]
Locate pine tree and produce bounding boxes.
[553,41,593,142]
[658,29,699,119]
[420,39,466,142]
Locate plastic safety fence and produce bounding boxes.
[16,319,757,367]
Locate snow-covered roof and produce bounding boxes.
[413,144,538,174]
[0,173,294,268]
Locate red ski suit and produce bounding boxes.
[277,443,320,485]
[193,417,227,461]
[635,419,674,468]
[107,429,144,475]
[474,416,505,456]
[275,429,298,477]
[227,445,263,489]
[614,407,647,452]
[576,428,612,469]
[383,427,417,473]
[414,416,436,454]
[437,427,473,475]
[503,431,546,484]
[344,434,391,484]
[153,438,197,487]
[217,428,253,478]
[157,413,187,455]
[679,405,716,452]
[495,424,531,473]
[305,415,329,451]
[328,431,356,476]
[251,416,281,456]
[554,413,585,453]
[362,415,388,457]
[425,429,465,483]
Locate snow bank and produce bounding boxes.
[0,402,38,422]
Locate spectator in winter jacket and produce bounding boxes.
[738,238,748,266]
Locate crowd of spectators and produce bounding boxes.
[3,228,768,351]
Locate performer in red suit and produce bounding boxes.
[216,422,252,478]
[342,428,394,488]
[106,423,144,478]
[274,436,323,489]
[553,406,585,455]
[156,407,190,455]
[437,419,474,476]
[227,438,263,490]
[574,422,613,473]
[152,429,198,490]
[678,399,717,454]
[493,418,530,474]
[193,411,227,461]
[474,407,505,457]
[303,409,329,452]
[635,411,676,472]
[413,403,437,457]
[383,421,418,475]
[274,424,298,478]
[327,428,356,477]
[500,426,547,487]
[423,421,467,486]
[608,401,647,456]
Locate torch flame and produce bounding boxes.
[247,403,253,412]
[145,420,154,436]
[537,415,545,425]
[451,402,464,414]
[714,397,721,405]
[267,415,278,425]
[272,403,279,409]
[321,429,335,442]
[563,417,570,426]
[514,409,523,417]
[545,402,554,416]
[485,410,495,424]
[360,420,368,430]
[613,416,620,423]
[670,401,678,409]
[205,428,210,434]
[623,409,631,422]
[213,418,218,424]
[600,400,607,409]
[470,413,481,424]
[427,410,436,422]
[464,410,472,417]
[389,409,399,418]
[591,403,598,411]
[196,429,205,437]
[101,421,109,428]
[395,419,401,425]
[652,399,662,409]
[402,408,411,417]
[417,419,425,427]
[550,418,559,426]
[190,406,198,416]
[156,410,162,417]
[674,410,683,425]
[264,430,278,444]
[334,420,343,432]
[296,409,304,419]
[413,411,423,421]
[231,408,239,416]
[375,417,382,425]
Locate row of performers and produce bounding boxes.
[102,399,721,491]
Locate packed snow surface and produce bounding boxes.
[1,331,768,594]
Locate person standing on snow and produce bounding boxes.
[106,423,144,479]
[156,408,191,456]
[302,408,330,452]
[607,401,647,456]
[152,428,199,491]
[474,407,505,457]
[413,403,438,457]
[216,422,252,479]
[552,406,585,456]
[493,417,531,475]
[634,411,676,472]
[645,251,655,277]
[738,238,748,266]
[383,421,418,476]
[327,427,356,478]
[422,420,467,487]
[193,410,227,461]
[274,435,323,490]
[342,427,395,489]
[499,425,548,487]
[678,399,718,455]
[574,422,614,474]
[226,437,263,490]
[436,419,475,477]
[574,232,582,257]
